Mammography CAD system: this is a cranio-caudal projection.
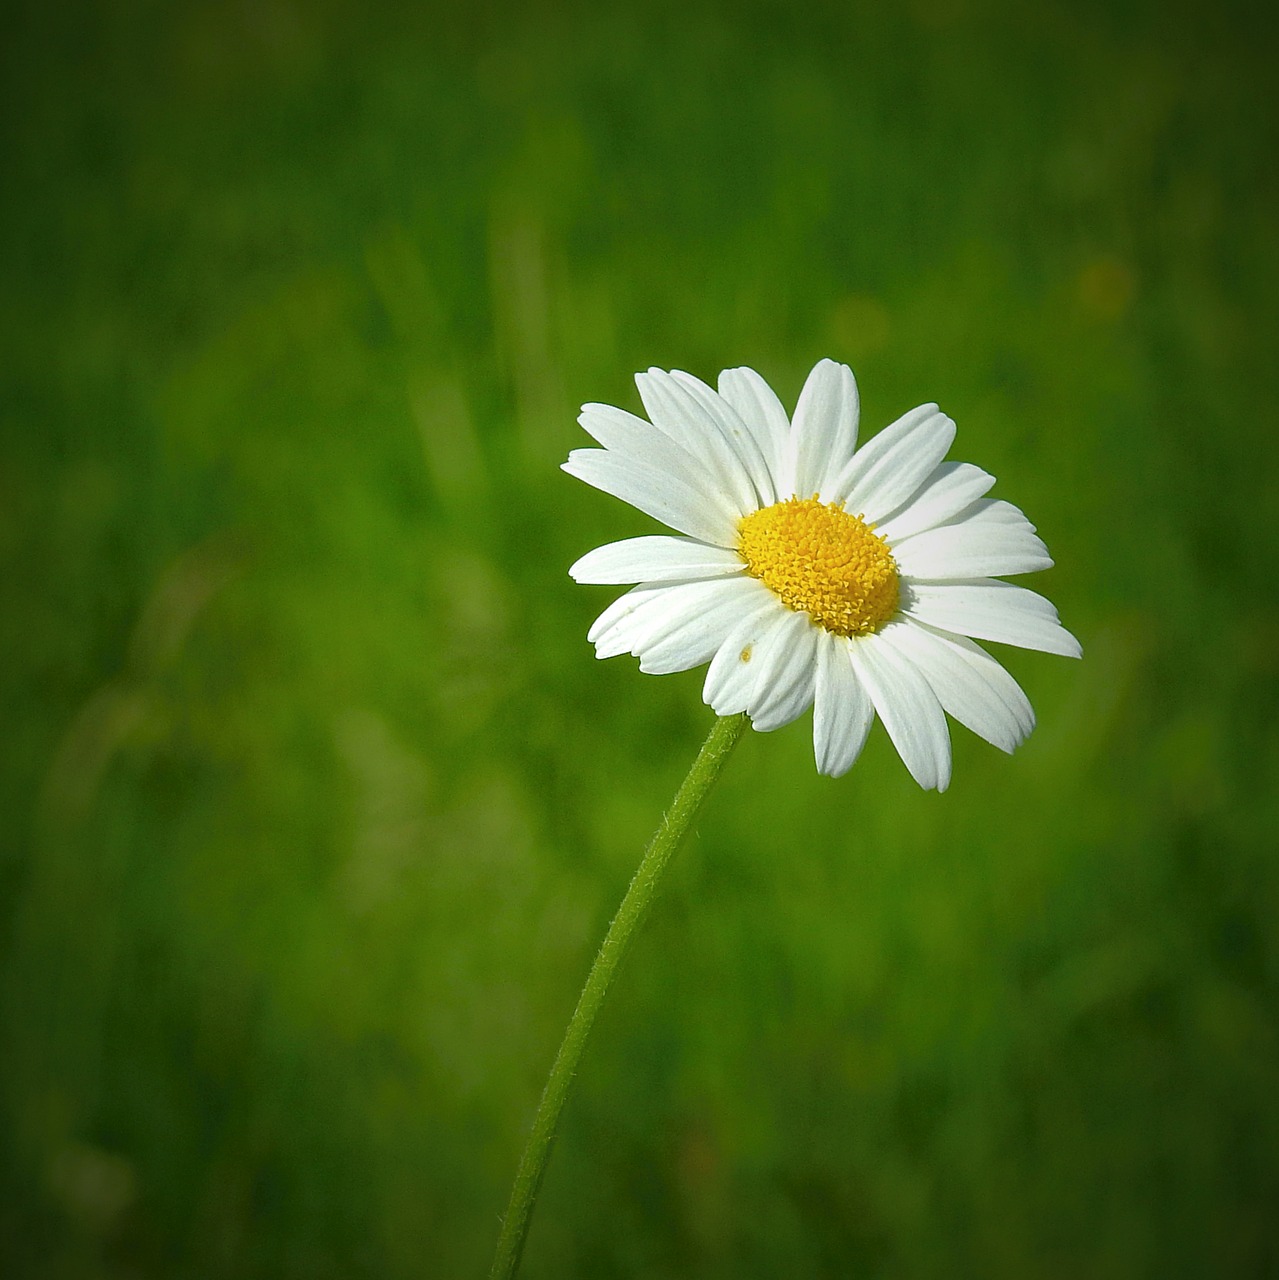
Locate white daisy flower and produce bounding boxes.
[564,359,1081,791]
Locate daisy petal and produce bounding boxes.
[670,370,776,507]
[748,610,819,732]
[848,631,953,792]
[589,579,743,661]
[563,449,738,545]
[890,499,1053,579]
[587,582,667,655]
[717,365,790,491]
[570,535,745,584]
[578,403,734,517]
[636,579,765,675]
[873,462,997,543]
[790,359,859,501]
[635,369,759,516]
[702,596,787,716]
[812,633,874,777]
[578,403,700,473]
[834,404,957,523]
[903,579,1083,658]
[887,621,1035,753]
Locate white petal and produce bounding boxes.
[636,578,764,675]
[832,404,957,523]
[670,370,776,507]
[890,499,1053,579]
[562,449,737,545]
[848,629,953,791]
[588,579,740,661]
[873,462,997,543]
[702,594,788,716]
[717,366,790,492]
[812,633,874,777]
[635,370,759,516]
[886,620,1035,753]
[588,583,660,655]
[747,609,819,732]
[902,580,1083,658]
[578,403,702,475]
[588,582,671,655]
[570,535,745,584]
[790,359,859,501]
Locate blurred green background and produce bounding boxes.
[2,0,1277,1275]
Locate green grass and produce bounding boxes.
[2,0,1277,1276]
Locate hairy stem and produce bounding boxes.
[490,713,749,1279]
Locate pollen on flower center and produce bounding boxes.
[737,495,900,637]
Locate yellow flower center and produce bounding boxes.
[737,495,900,637]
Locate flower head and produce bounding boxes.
[565,360,1080,790]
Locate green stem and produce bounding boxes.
[490,712,749,1280]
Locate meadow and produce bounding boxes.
[2,0,1277,1275]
